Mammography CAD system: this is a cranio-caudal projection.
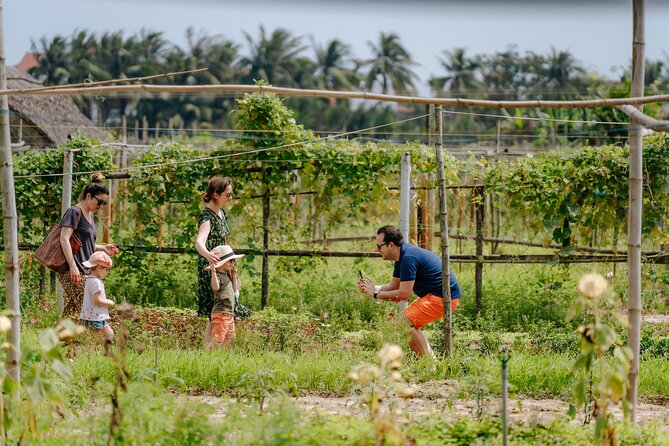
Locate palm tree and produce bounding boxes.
[364,32,417,95]
[429,48,481,97]
[480,46,528,100]
[541,47,585,97]
[29,36,71,85]
[311,38,361,91]
[239,26,307,86]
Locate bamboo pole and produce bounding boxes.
[616,104,669,131]
[4,67,208,95]
[3,82,669,109]
[58,151,73,315]
[8,241,669,263]
[156,206,164,249]
[419,174,429,249]
[474,186,484,317]
[261,169,270,309]
[626,0,645,424]
[410,187,418,244]
[0,0,21,381]
[142,116,148,143]
[435,106,452,355]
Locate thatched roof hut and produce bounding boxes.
[7,66,106,147]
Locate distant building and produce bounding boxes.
[6,65,106,147]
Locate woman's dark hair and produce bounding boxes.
[202,176,233,203]
[377,225,404,246]
[80,173,109,200]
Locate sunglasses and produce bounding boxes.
[376,242,389,250]
[94,197,108,207]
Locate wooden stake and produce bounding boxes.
[142,116,148,143]
[435,106,452,356]
[474,186,484,317]
[0,0,21,381]
[261,169,270,309]
[626,0,645,424]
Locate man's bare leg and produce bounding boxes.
[408,327,435,357]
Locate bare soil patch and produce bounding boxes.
[184,381,669,430]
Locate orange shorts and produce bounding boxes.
[402,294,460,330]
[211,312,235,345]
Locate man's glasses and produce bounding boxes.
[94,197,108,207]
[376,242,389,250]
[226,192,234,198]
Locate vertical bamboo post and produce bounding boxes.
[121,115,127,144]
[410,182,418,244]
[626,0,645,424]
[399,153,411,313]
[501,354,510,446]
[156,206,164,248]
[142,116,148,143]
[419,174,429,248]
[261,169,270,309]
[101,180,111,244]
[58,151,73,315]
[155,121,160,140]
[134,120,139,141]
[0,0,20,380]
[475,185,484,316]
[427,174,435,251]
[435,106,452,355]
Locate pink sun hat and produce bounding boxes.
[83,251,113,269]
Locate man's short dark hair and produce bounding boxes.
[377,225,403,246]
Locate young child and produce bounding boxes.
[80,251,115,342]
[205,245,244,350]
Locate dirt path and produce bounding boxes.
[184,381,669,430]
[643,314,669,324]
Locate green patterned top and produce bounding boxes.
[197,207,229,316]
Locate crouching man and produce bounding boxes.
[358,225,462,356]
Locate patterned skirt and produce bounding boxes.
[57,272,85,319]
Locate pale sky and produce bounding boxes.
[6,0,669,93]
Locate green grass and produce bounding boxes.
[64,345,669,407]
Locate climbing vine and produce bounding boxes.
[12,135,113,243]
[485,134,669,249]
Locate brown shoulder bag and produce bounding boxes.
[34,207,83,273]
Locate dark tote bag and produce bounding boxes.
[34,208,83,273]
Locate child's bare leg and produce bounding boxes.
[102,325,114,342]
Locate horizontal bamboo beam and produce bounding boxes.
[17,244,669,264]
[3,82,669,109]
[305,233,631,255]
[616,104,669,131]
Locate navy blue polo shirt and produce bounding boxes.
[392,243,462,299]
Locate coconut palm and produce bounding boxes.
[311,38,361,91]
[29,36,71,85]
[541,47,585,97]
[429,48,482,97]
[239,26,307,86]
[364,32,417,95]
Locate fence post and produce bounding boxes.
[58,150,74,316]
[435,106,452,355]
[261,168,270,309]
[399,153,411,313]
[475,186,485,316]
[500,354,510,446]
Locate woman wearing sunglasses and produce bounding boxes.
[58,173,119,318]
[195,176,234,348]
